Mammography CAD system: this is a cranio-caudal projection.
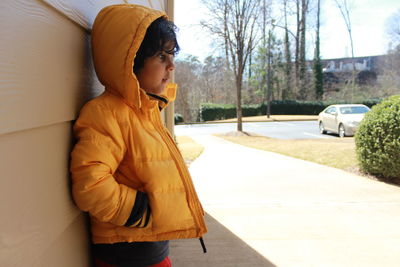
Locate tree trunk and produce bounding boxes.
[313,0,323,100]
[249,52,252,79]
[283,0,291,100]
[334,0,356,101]
[223,0,231,70]
[236,70,243,132]
[267,29,272,118]
[262,0,267,103]
[298,0,308,100]
[295,0,300,89]
[349,27,356,102]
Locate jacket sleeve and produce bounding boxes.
[70,102,139,226]
[124,191,151,227]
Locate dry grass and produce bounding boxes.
[176,136,204,165]
[218,134,358,170]
[176,133,393,184]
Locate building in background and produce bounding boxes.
[321,55,387,91]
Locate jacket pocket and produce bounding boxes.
[151,190,196,233]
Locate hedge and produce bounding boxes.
[174,113,184,124]
[199,103,262,121]
[259,100,325,115]
[199,99,381,121]
[355,95,400,180]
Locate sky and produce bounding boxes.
[174,0,400,62]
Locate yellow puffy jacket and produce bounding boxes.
[70,4,207,244]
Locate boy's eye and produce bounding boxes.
[158,53,166,61]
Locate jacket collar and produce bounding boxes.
[145,83,177,111]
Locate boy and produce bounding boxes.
[70,4,207,267]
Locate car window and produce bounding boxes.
[340,107,351,114]
[339,106,370,114]
[325,107,336,114]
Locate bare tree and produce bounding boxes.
[385,8,400,49]
[261,0,267,104]
[383,9,400,92]
[202,56,235,104]
[313,0,323,100]
[223,1,231,70]
[175,56,203,122]
[268,0,296,100]
[266,27,274,117]
[298,0,309,100]
[295,0,300,88]
[201,0,261,132]
[282,0,292,100]
[261,0,269,111]
[334,0,356,100]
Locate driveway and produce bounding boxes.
[175,121,336,139]
[170,135,400,267]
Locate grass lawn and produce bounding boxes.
[176,136,204,165]
[218,134,358,171]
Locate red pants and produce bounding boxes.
[94,256,172,267]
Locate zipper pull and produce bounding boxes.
[199,237,207,253]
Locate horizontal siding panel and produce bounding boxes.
[0,122,87,266]
[41,0,124,30]
[39,213,90,267]
[131,0,166,11]
[42,0,167,31]
[0,0,103,135]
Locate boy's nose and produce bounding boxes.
[167,59,175,71]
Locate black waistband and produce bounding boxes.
[93,240,169,267]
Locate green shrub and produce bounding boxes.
[359,99,382,109]
[174,113,184,124]
[261,100,325,115]
[242,104,261,117]
[199,103,236,121]
[199,103,261,121]
[199,99,381,122]
[261,99,380,116]
[355,95,400,179]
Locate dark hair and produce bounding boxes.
[133,17,180,74]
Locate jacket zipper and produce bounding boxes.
[151,109,207,236]
[161,124,208,253]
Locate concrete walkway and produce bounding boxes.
[170,135,400,267]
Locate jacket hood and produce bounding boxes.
[91,4,176,109]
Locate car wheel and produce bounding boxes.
[319,121,327,134]
[338,124,346,138]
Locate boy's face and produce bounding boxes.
[136,42,175,95]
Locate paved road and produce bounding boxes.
[175,121,337,139]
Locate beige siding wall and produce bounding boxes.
[0,123,90,266]
[0,1,99,266]
[0,0,170,266]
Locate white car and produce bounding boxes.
[318,104,370,137]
